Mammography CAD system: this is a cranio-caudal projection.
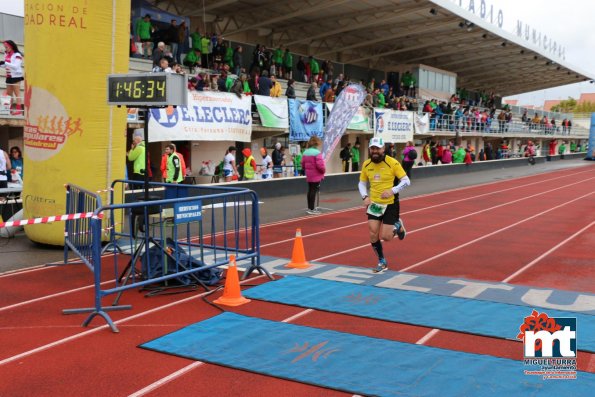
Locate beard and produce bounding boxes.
[370,152,384,163]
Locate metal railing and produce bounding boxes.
[63,180,266,332]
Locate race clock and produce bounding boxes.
[107,73,187,106]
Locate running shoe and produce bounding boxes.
[306,209,321,215]
[373,258,388,273]
[393,218,406,240]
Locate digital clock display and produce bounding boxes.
[108,75,167,103]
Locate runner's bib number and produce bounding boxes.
[367,202,387,217]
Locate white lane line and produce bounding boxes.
[314,178,593,262]
[1,176,591,312]
[415,329,440,345]
[1,167,588,278]
[261,170,592,248]
[0,275,268,367]
[399,190,594,272]
[502,220,595,283]
[127,308,315,397]
[0,280,114,312]
[413,218,595,347]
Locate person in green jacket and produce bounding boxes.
[183,48,201,69]
[273,47,283,77]
[351,142,361,171]
[127,130,146,181]
[283,48,293,79]
[200,34,211,68]
[452,146,466,163]
[293,148,303,176]
[309,56,320,83]
[224,45,234,69]
[189,28,201,51]
[570,141,577,152]
[558,142,566,155]
[377,91,386,108]
[164,144,184,184]
[135,14,153,58]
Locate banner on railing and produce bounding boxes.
[148,91,252,142]
[373,109,414,143]
[254,95,288,129]
[325,103,371,131]
[322,84,367,162]
[414,113,430,135]
[289,99,323,142]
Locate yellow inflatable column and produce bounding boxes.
[23,1,130,245]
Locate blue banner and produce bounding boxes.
[322,84,367,163]
[288,99,323,142]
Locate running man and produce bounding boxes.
[358,137,410,273]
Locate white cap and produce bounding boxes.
[369,137,384,148]
[133,129,144,139]
[275,142,281,149]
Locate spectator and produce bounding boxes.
[230,73,246,98]
[285,79,296,99]
[340,143,352,172]
[306,82,318,101]
[270,75,282,97]
[189,27,201,53]
[177,21,188,64]
[233,46,243,76]
[283,48,293,80]
[401,141,416,178]
[223,146,239,182]
[441,144,453,164]
[152,42,166,67]
[452,146,466,163]
[301,136,326,215]
[241,148,257,180]
[272,142,284,178]
[257,70,273,96]
[296,56,306,83]
[319,78,332,99]
[308,56,320,83]
[351,141,361,172]
[524,140,536,157]
[183,48,201,70]
[323,85,336,103]
[199,32,211,68]
[135,14,154,58]
[212,35,225,70]
[0,146,11,191]
[9,146,23,182]
[163,143,184,184]
[152,57,172,73]
[127,130,147,181]
[260,147,273,179]
[272,47,283,77]
[1,40,24,115]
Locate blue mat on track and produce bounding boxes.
[242,276,595,353]
[141,312,595,397]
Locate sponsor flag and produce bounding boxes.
[254,95,289,129]
[322,84,366,163]
[288,99,323,141]
[373,109,414,143]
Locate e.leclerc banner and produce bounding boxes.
[23,0,129,245]
[148,91,252,142]
[253,95,288,129]
[288,99,323,142]
[322,84,366,163]
[373,109,414,143]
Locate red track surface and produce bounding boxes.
[1,165,594,396]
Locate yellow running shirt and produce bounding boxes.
[359,155,407,205]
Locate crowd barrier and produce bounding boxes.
[63,180,266,332]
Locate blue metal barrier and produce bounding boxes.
[63,180,267,332]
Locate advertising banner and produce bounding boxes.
[148,91,252,142]
[254,95,288,129]
[373,109,414,143]
[23,0,130,245]
[322,84,366,163]
[288,99,323,142]
[325,103,371,131]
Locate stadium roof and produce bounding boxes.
[148,0,595,96]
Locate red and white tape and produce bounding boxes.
[0,212,102,229]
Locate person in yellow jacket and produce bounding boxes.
[241,148,257,180]
[127,130,146,181]
[270,75,282,98]
[164,143,184,184]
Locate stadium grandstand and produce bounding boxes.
[1,0,593,180]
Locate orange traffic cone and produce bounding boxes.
[213,255,251,306]
[285,228,311,269]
